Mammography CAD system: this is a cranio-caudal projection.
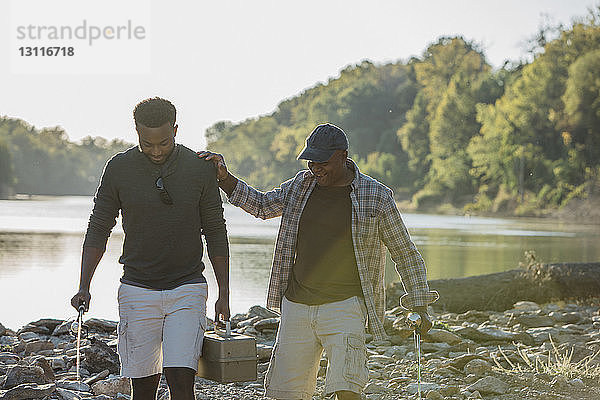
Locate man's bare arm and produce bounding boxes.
[210,255,230,321]
[70,246,104,311]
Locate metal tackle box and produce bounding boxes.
[197,322,258,383]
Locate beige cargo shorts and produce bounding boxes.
[265,295,369,399]
[117,282,208,378]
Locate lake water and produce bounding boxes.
[1,196,599,331]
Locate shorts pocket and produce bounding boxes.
[263,343,279,389]
[117,320,128,366]
[354,297,368,325]
[343,334,368,387]
[194,316,207,359]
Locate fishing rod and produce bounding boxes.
[70,305,86,382]
[406,312,422,400]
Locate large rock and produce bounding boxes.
[466,376,509,395]
[3,365,51,389]
[256,344,273,362]
[0,383,56,400]
[52,321,72,336]
[442,354,488,370]
[29,319,64,333]
[509,301,541,313]
[17,332,39,342]
[463,359,492,376]
[248,305,279,319]
[85,319,117,333]
[56,380,90,392]
[56,387,86,400]
[0,353,19,366]
[390,318,414,339]
[368,355,395,365]
[0,323,6,336]
[457,310,492,324]
[84,369,110,385]
[28,356,55,381]
[424,329,462,344]
[17,324,50,336]
[91,376,130,397]
[364,381,387,394]
[238,316,261,328]
[82,338,120,374]
[406,382,441,394]
[24,340,54,354]
[514,314,555,328]
[550,311,582,324]
[455,326,533,345]
[253,318,280,332]
[50,357,67,370]
[425,391,444,400]
[525,327,564,345]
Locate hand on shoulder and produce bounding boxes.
[197,151,228,181]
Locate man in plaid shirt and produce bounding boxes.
[200,123,438,400]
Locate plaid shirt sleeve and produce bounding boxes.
[379,191,439,309]
[228,176,295,220]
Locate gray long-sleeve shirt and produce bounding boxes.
[83,144,229,289]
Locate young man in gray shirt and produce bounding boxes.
[71,97,230,400]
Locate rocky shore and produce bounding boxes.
[1,298,599,400]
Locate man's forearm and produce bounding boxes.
[210,255,230,296]
[217,173,238,197]
[79,246,104,291]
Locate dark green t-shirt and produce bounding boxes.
[284,184,362,305]
[83,144,229,290]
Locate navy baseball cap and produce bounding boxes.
[297,123,349,162]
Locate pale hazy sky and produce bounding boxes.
[0,0,597,151]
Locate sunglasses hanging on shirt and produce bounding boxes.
[155,176,173,205]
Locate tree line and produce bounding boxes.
[1,9,598,216]
[206,9,600,215]
[0,118,131,197]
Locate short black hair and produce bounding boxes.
[133,97,176,128]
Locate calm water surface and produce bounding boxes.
[1,196,598,330]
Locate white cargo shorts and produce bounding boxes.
[117,282,208,378]
[264,295,369,399]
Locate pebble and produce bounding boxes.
[466,376,509,395]
[426,390,444,400]
[364,381,387,394]
[56,379,90,391]
[406,382,440,394]
[463,358,492,376]
[569,378,585,388]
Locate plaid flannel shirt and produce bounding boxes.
[228,159,438,340]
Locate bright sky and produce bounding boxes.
[0,0,597,151]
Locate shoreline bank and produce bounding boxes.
[1,297,599,400]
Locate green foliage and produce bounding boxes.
[467,9,600,211]
[397,91,430,188]
[356,151,407,190]
[5,8,600,214]
[0,137,15,186]
[561,49,600,166]
[208,61,417,190]
[206,11,600,214]
[0,117,132,195]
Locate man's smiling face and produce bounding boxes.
[308,150,349,187]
